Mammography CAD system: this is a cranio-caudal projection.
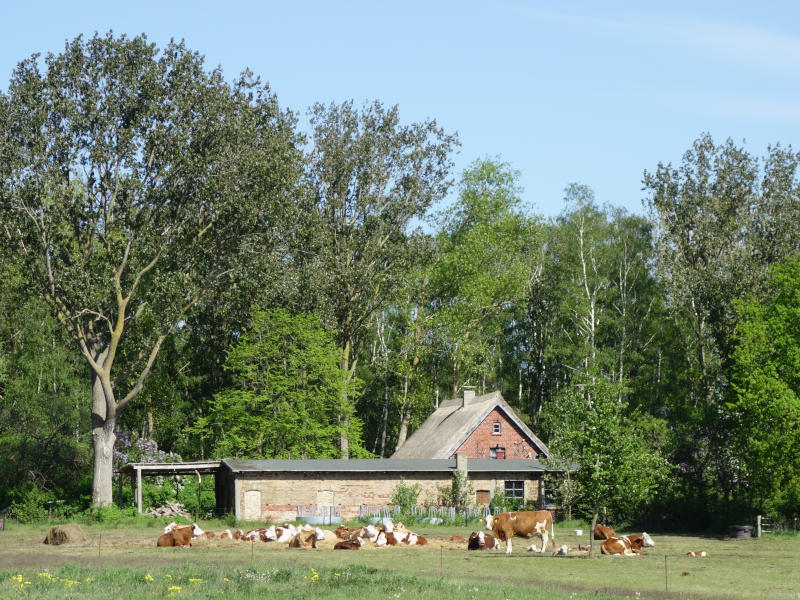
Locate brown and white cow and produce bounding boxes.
[156,525,194,547]
[593,524,616,540]
[483,510,554,554]
[686,550,708,557]
[334,539,362,550]
[467,531,498,550]
[627,532,655,548]
[600,535,644,555]
[288,529,318,548]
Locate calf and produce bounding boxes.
[467,531,497,550]
[483,510,554,554]
[600,535,644,556]
[686,551,708,557]
[593,524,616,540]
[334,539,361,550]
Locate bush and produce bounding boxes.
[391,478,422,513]
[490,488,522,513]
[8,482,53,523]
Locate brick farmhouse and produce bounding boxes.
[125,389,561,521]
[215,389,559,521]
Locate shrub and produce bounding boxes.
[8,482,53,523]
[391,478,422,513]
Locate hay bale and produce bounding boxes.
[43,524,89,545]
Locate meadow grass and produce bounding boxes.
[1,522,798,599]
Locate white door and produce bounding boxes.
[243,490,262,520]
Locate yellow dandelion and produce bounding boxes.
[188,578,203,583]
[168,584,181,593]
[10,575,23,583]
[85,577,93,582]
[165,574,173,579]
[223,577,230,582]
[144,574,154,582]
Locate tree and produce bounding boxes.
[541,376,670,555]
[297,100,457,456]
[190,309,365,459]
[0,33,303,505]
[727,256,800,521]
[430,158,541,398]
[643,134,800,405]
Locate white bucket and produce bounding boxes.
[574,529,583,536]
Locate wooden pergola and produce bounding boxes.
[119,461,222,514]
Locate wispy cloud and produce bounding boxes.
[512,6,800,74]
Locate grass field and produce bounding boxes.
[0,521,798,599]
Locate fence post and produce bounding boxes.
[756,515,762,538]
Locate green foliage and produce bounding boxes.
[541,376,671,524]
[489,487,522,513]
[177,477,217,517]
[436,470,475,512]
[7,483,53,523]
[728,256,800,520]
[191,308,367,458]
[390,478,423,512]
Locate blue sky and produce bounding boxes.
[2,1,799,219]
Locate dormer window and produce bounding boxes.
[492,421,501,435]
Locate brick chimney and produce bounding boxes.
[462,386,476,408]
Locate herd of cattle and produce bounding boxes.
[155,520,427,550]
[155,509,705,557]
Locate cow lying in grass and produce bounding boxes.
[467,531,498,550]
[593,524,616,540]
[600,534,654,556]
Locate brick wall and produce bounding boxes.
[234,469,541,521]
[453,407,541,459]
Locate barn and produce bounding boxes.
[123,389,560,521]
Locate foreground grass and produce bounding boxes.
[0,563,631,600]
[1,522,799,599]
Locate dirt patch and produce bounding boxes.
[43,524,90,546]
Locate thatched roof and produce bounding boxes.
[391,390,550,459]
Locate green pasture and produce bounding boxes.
[0,521,798,599]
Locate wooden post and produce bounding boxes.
[136,467,143,514]
[664,554,668,592]
[756,515,762,538]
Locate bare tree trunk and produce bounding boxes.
[589,508,599,557]
[90,349,116,506]
[379,371,389,457]
[395,376,412,450]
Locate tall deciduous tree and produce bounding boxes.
[430,158,541,398]
[190,309,365,459]
[299,100,457,457]
[0,33,303,505]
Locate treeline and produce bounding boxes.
[1,33,799,530]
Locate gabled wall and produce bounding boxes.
[452,408,541,459]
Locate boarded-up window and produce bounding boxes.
[490,447,506,459]
[476,489,490,504]
[243,490,262,520]
[316,490,334,506]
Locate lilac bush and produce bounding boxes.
[113,429,181,468]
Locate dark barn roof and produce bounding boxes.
[220,458,555,474]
